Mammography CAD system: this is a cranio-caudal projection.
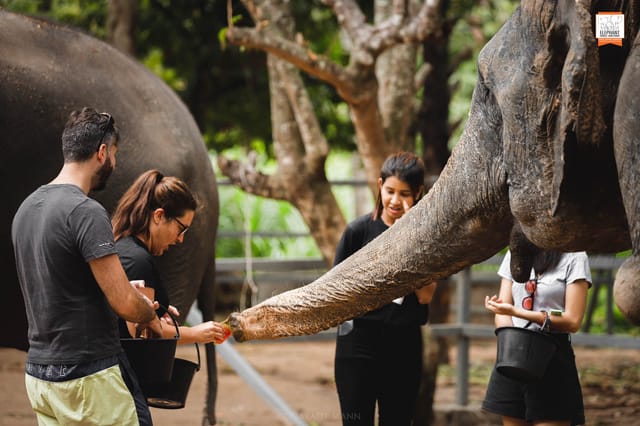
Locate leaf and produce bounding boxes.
[218,27,228,50]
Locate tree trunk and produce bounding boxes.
[375,0,422,153]
[415,279,451,425]
[106,0,137,56]
[268,56,346,264]
[418,30,451,175]
[414,325,441,425]
[219,0,346,265]
[412,2,453,422]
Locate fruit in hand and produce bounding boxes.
[214,319,232,344]
[222,322,232,339]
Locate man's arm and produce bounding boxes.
[89,254,162,335]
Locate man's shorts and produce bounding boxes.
[25,353,152,425]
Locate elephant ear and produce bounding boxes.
[545,1,605,214]
[558,1,605,145]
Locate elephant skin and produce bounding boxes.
[613,12,640,324]
[230,0,640,341]
[0,11,220,421]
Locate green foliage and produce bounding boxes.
[291,1,348,65]
[1,0,42,14]
[585,282,639,336]
[214,149,372,258]
[142,48,187,92]
[216,184,323,259]
[134,1,274,152]
[448,0,519,145]
[215,179,322,259]
[217,14,242,50]
[1,0,107,36]
[304,84,356,151]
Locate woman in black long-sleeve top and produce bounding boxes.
[333,152,437,426]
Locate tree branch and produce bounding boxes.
[274,60,330,175]
[322,0,370,44]
[323,0,441,68]
[227,1,444,107]
[414,62,433,91]
[217,154,288,200]
[226,26,357,97]
[399,0,442,43]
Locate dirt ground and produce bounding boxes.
[1,337,639,426]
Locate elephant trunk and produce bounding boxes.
[230,104,513,342]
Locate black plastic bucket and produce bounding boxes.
[120,307,180,382]
[495,326,557,382]
[145,343,201,409]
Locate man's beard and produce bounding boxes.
[92,156,114,191]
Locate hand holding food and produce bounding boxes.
[214,319,233,344]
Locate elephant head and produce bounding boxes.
[230,0,640,341]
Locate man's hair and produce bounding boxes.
[61,107,119,162]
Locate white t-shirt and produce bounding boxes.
[498,251,592,330]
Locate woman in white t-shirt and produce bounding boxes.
[482,250,591,426]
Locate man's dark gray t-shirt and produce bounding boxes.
[12,184,121,364]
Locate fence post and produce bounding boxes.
[455,267,471,406]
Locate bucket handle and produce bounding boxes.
[193,343,201,372]
[157,304,180,339]
[165,308,201,371]
[523,320,551,334]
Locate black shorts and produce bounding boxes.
[482,334,585,425]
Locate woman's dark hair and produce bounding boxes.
[373,151,426,220]
[533,250,562,275]
[112,169,198,241]
[61,107,119,162]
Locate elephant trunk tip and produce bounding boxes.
[228,312,247,342]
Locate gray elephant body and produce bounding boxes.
[0,10,219,358]
[231,1,640,340]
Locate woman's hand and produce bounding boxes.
[488,278,517,328]
[192,321,230,344]
[402,200,411,214]
[484,295,515,316]
[166,304,180,318]
[160,305,180,326]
